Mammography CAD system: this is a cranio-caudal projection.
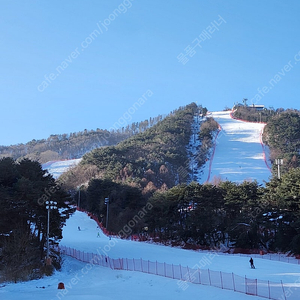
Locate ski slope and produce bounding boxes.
[0,257,265,300]
[2,211,299,300]
[42,159,82,179]
[42,111,272,185]
[200,111,271,184]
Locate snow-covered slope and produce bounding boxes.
[2,210,299,300]
[0,256,264,300]
[200,111,271,184]
[42,111,272,185]
[42,158,82,179]
[61,211,300,285]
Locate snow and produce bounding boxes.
[200,111,272,184]
[2,211,299,300]
[42,159,82,179]
[0,257,265,300]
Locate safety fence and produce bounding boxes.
[225,252,300,265]
[60,245,294,300]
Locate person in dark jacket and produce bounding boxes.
[249,257,255,269]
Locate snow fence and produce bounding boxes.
[60,245,292,300]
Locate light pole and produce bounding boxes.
[275,159,283,179]
[77,186,81,208]
[45,200,57,265]
[105,197,109,232]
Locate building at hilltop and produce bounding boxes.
[233,101,265,111]
[248,104,264,111]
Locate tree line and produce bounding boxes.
[0,158,72,282]
[145,170,300,254]
[0,116,164,164]
[263,110,300,174]
[232,105,279,123]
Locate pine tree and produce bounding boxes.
[0,158,72,282]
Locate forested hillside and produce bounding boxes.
[60,103,216,193]
[263,110,300,173]
[0,116,164,164]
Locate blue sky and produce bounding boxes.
[1,0,300,146]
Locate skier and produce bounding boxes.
[249,257,255,269]
[97,232,100,238]
[78,226,81,231]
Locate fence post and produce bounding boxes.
[109,257,113,269]
[281,280,286,300]
[164,262,166,277]
[156,261,158,275]
[172,264,174,279]
[133,258,135,271]
[255,279,257,296]
[208,269,212,286]
[179,264,182,280]
[232,273,236,291]
[148,260,150,274]
[268,280,270,299]
[187,266,191,282]
[141,258,143,272]
[198,269,201,284]
[220,271,223,289]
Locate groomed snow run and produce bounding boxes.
[42,158,82,179]
[200,111,271,184]
[2,211,299,300]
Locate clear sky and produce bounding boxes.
[1,0,300,146]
